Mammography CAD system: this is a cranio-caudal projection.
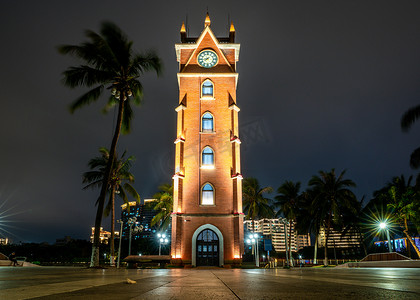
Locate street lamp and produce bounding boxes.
[127,217,143,256]
[116,219,123,268]
[157,233,168,255]
[379,221,392,253]
[246,233,260,267]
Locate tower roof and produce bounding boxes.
[180,22,186,33]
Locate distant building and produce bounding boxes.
[90,227,113,244]
[374,236,420,252]
[318,226,362,249]
[0,237,9,245]
[244,218,311,252]
[121,199,164,240]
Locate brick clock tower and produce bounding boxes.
[171,13,244,267]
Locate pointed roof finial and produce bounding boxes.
[204,12,211,27]
[229,21,235,32]
[180,21,186,33]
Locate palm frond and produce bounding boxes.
[123,183,140,203]
[69,85,104,113]
[410,147,420,169]
[401,104,420,131]
[62,66,112,88]
[121,100,133,134]
[131,51,162,76]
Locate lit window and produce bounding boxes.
[202,112,214,132]
[202,80,213,97]
[201,183,214,205]
[202,147,214,166]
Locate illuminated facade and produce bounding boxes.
[318,226,362,249]
[121,199,159,239]
[244,218,311,252]
[90,227,112,244]
[171,13,244,266]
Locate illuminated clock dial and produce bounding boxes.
[197,50,218,68]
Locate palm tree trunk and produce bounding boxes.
[324,211,332,266]
[90,95,125,267]
[314,235,318,264]
[404,218,420,258]
[288,220,293,267]
[110,186,116,266]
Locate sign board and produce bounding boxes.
[264,239,273,251]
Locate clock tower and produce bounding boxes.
[171,13,244,266]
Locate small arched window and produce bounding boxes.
[202,80,213,97]
[202,112,214,132]
[202,147,214,167]
[201,183,214,205]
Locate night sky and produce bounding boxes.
[1,1,420,243]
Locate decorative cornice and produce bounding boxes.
[174,137,185,144]
[229,104,240,112]
[231,173,243,180]
[230,136,241,144]
[172,173,185,180]
[175,104,186,112]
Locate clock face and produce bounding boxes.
[197,50,218,68]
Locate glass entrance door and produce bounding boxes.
[196,229,219,266]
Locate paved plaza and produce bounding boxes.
[0,266,419,299]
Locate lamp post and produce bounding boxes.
[127,217,136,256]
[379,222,392,253]
[246,233,260,267]
[127,217,143,256]
[157,233,168,255]
[116,219,123,269]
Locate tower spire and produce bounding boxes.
[180,21,187,43]
[229,21,235,42]
[204,12,211,27]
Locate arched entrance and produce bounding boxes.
[196,229,219,266]
[191,224,224,267]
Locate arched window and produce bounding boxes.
[202,112,214,132]
[201,183,214,205]
[202,80,213,97]
[202,147,214,167]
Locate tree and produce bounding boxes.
[275,181,302,266]
[308,169,358,266]
[296,190,323,264]
[386,175,420,258]
[242,177,274,232]
[151,183,173,231]
[82,147,140,265]
[401,105,420,168]
[58,22,161,266]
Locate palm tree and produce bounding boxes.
[308,169,358,266]
[296,190,323,264]
[58,22,161,266]
[82,147,140,265]
[151,184,173,231]
[386,175,420,258]
[275,181,301,266]
[242,177,274,232]
[401,105,420,168]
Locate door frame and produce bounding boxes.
[192,224,224,267]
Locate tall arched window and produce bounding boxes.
[202,80,213,97]
[202,112,214,132]
[201,183,214,205]
[202,146,214,167]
